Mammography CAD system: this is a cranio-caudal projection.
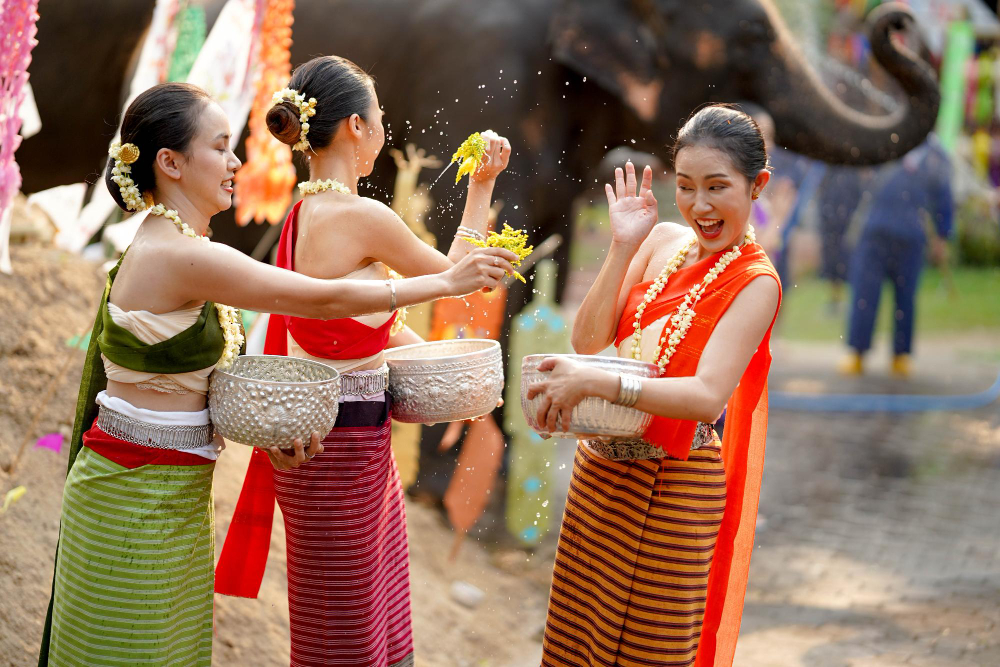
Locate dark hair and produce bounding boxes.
[104,83,213,211]
[266,56,374,150]
[671,104,770,182]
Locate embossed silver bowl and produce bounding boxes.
[208,355,340,448]
[520,354,660,438]
[384,339,503,423]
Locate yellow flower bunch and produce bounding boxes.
[451,131,489,183]
[466,223,533,283]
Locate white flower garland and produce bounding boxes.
[147,204,244,370]
[297,178,351,196]
[272,87,318,152]
[109,141,145,211]
[631,226,756,373]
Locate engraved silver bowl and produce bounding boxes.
[520,354,660,438]
[384,339,503,423]
[208,355,340,448]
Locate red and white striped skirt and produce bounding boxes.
[273,399,413,667]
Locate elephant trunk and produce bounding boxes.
[753,3,939,165]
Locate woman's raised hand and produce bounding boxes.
[470,130,512,183]
[443,246,518,296]
[607,162,658,249]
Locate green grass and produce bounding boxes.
[778,266,1000,342]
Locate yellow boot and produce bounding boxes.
[838,351,864,376]
[891,354,912,378]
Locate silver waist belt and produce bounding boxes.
[582,422,717,461]
[96,406,214,450]
[340,364,389,397]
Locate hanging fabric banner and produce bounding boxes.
[935,20,975,153]
[167,5,207,82]
[186,0,267,150]
[233,0,297,226]
[0,0,41,275]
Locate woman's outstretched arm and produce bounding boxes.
[167,238,517,320]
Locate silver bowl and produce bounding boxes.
[208,355,340,448]
[384,339,503,423]
[520,354,660,438]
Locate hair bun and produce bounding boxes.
[266,101,302,146]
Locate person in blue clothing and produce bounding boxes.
[841,136,952,377]
[817,165,870,312]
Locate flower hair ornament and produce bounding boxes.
[109,141,147,211]
[272,87,318,151]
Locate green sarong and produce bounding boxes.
[39,252,238,666]
[48,447,215,666]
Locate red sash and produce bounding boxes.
[263,200,397,360]
[614,243,781,666]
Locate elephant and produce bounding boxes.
[19,0,938,271]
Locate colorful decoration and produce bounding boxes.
[167,5,207,82]
[504,260,569,546]
[35,433,64,453]
[0,486,27,514]
[465,223,533,282]
[451,132,489,183]
[0,0,41,275]
[935,20,975,152]
[234,0,297,226]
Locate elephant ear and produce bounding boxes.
[549,0,664,122]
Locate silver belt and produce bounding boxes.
[96,405,214,450]
[340,364,389,397]
[582,422,717,461]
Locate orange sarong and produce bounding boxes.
[542,243,780,667]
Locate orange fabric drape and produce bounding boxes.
[233,0,296,225]
[614,243,781,665]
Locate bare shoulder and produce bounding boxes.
[641,221,695,256]
[653,221,694,242]
[317,195,398,226]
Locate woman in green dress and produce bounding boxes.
[38,82,516,667]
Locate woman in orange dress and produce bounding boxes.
[527,104,781,666]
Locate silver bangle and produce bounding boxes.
[456,226,486,242]
[386,279,397,312]
[614,374,641,408]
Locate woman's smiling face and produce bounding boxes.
[674,144,768,254]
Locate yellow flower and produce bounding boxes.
[465,223,533,282]
[451,132,489,184]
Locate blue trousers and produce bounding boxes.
[847,231,925,355]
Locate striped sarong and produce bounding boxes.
[542,440,726,667]
[48,429,215,666]
[273,398,414,667]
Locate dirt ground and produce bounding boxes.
[2,245,999,666]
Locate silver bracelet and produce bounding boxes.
[614,374,642,408]
[386,279,397,312]
[456,226,486,242]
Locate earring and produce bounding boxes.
[751,192,759,200]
